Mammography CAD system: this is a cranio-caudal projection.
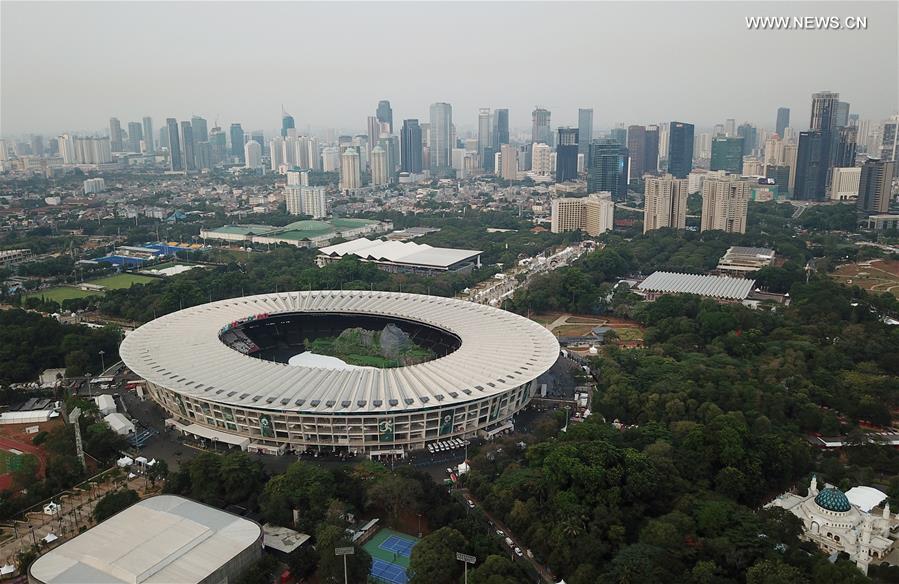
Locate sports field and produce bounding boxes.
[363,528,420,584]
[88,273,157,289]
[832,260,899,297]
[0,449,35,473]
[25,287,100,303]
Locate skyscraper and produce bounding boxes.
[127,122,143,153]
[643,175,688,233]
[701,176,750,234]
[400,119,423,173]
[555,127,579,183]
[832,126,858,168]
[627,125,646,179]
[142,117,155,153]
[810,91,840,131]
[531,108,552,145]
[587,139,629,200]
[180,121,195,171]
[166,118,182,171]
[230,124,245,164]
[644,126,660,175]
[367,116,381,151]
[667,122,694,179]
[736,123,757,156]
[478,108,492,169]
[610,127,627,146]
[371,145,389,186]
[710,137,745,173]
[499,144,519,180]
[281,109,295,138]
[339,147,361,190]
[857,159,895,214]
[191,116,208,144]
[244,140,262,170]
[794,131,828,200]
[376,100,393,134]
[493,109,509,147]
[578,109,593,157]
[429,102,452,173]
[551,194,614,237]
[879,116,898,165]
[209,126,226,165]
[725,118,736,137]
[109,117,123,152]
[776,107,790,138]
[835,101,851,128]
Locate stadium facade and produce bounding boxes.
[120,291,559,457]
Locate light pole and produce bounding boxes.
[99,350,105,374]
[335,546,354,584]
[417,513,422,538]
[455,552,476,584]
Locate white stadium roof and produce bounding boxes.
[30,495,261,584]
[637,271,755,300]
[319,238,481,269]
[120,291,559,414]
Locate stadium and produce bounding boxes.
[119,291,560,457]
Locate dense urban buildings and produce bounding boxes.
[643,175,688,233]
[701,175,751,234]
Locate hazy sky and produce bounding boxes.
[1,1,897,138]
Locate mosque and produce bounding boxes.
[767,476,899,575]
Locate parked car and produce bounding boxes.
[514,547,523,557]
[43,502,60,515]
[495,529,505,537]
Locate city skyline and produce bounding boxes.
[2,1,896,137]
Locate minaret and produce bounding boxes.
[884,502,891,520]
[809,474,819,497]
[857,514,873,575]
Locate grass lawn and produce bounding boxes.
[88,273,157,289]
[0,449,36,474]
[612,327,644,341]
[25,287,100,303]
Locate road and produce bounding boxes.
[461,489,557,583]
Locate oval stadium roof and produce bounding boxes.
[120,291,560,414]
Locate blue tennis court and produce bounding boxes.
[371,558,408,584]
[379,535,415,557]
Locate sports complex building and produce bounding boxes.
[119,291,559,457]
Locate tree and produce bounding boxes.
[469,554,518,584]
[367,474,422,525]
[408,527,467,584]
[147,459,169,486]
[235,555,279,584]
[93,489,139,522]
[314,524,371,584]
[746,559,809,584]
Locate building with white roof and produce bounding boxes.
[316,237,482,274]
[636,271,756,303]
[715,246,776,277]
[104,412,135,435]
[29,495,262,584]
[120,291,559,456]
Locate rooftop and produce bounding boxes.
[30,495,261,584]
[637,271,755,301]
[319,238,481,269]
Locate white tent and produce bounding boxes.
[42,533,58,544]
[116,456,133,468]
[95,395,116,416]
[104,413,135,436]
[0,564,15,575]
[457,461,470,475]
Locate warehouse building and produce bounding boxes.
[636,271,755,303]
[29,495,262,584]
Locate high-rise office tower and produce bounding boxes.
[667,122,694,178]
[281,109,295,138]
[195,142,212,171]
[127,122,143,153]
[244,140,262,170]
[643,175,688,233]
[627,125,647,179]
[30,135,44,157]
[832,126,858,168]
[191,116,208,144]
[499,144,519,180]
[794,130,828,200]
[142,117,155,153]
[737,123,757,156]
[710,137,745,173]
[776,107,790,137]
[725,118,736,137]
[578,108,593,157]
[644,126,660,175]
[478,108,492,168]
[230,124,245,164]
[180,121,195,171]
[555,127,579,182]
[701,176,750,234]
[856,158,896,213]
[400,119,423,173]
[835,101,850,128]
[209,127,227,165]
[610,127,627,146]
[376,100,393,133]
[367,116,381,151]
[880,116,898,165]
[811,91,840,131]
[339,147,362,190]
[109,117,123,152]
[587,139,629,200]
[270,137,284,171]
[166,118,182,171]
[159,126,170,152]
[493,109,509,147]
[857,159,895,214]
[783,143,799,194]
[713,124,726,138]
[531,108,552,145]
[371,145,389,186]
[429,102,452,172]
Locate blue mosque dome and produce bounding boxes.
[815,487,852,512]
